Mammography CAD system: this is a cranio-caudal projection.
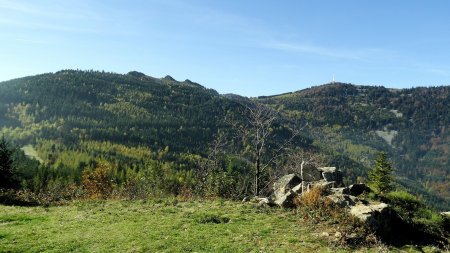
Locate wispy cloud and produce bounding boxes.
[263,41,384,60]
[157,1,389,62]
[0,0,103,20]
[425,68,448,76]
[411,63,450,77]
[0,0,114,34]
[15,38,50,45]
[0,17,98,33]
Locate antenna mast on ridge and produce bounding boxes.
[332,74,335,83]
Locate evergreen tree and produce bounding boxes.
[0,137,17,189]
[368,152,394,194]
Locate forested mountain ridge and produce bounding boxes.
[258,83,450,209]
[0,71,448,210]
[0,70,227,153]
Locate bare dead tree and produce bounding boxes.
[281,150,326,176]
[227,102,302,196]
[196,134,228,194]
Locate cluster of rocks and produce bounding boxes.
[248,165,393,234]
[270,166,344,208]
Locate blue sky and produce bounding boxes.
[1,0,450,96]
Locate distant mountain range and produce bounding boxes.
[0,70,448,210]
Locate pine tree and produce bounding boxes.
[0,137,17,189]
[368,152,394,195]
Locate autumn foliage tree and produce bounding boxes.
[82,161,114,199]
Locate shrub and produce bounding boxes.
[118,174,157,200]
[294,186,374,247]
[297,186,326,209]
[384,190,449,247]
[0,189,38,206]
[82,161,114,199]
[385,191,422,219]
[194,212,230,224]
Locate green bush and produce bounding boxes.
[194,212,230,224]
[384,190,449,247]
[385,191,422,219]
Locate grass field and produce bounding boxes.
[0,199,439,252]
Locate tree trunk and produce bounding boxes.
[255,156,260,196]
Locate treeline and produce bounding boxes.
[0,134,282,204]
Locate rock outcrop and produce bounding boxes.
[267,168,395,237]
[271,166,346,208]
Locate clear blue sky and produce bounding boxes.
[1,0,450,96]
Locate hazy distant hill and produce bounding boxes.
[0,71,448,209]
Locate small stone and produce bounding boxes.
[257,197,274,208]
[334,231,342,238]
[242,196,251,202]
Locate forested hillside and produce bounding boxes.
[258,83,450,210]
[0,71,448,209]
[0,70,307,200]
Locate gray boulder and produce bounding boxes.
[326,194,360,208]
[328,187,350,195]
[274,190,299,208]
[273,174,302,200]
[319,167,343,186]
[350,202,392,234]
[309,180,335,191]
[301,163,322,181]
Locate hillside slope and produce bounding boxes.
[0,70,230,153]
[0,72,448,209]
[258,83,450,209]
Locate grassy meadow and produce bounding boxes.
[0,199,442,253]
